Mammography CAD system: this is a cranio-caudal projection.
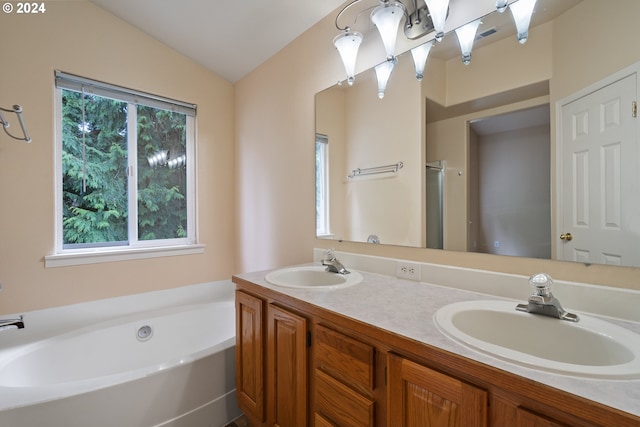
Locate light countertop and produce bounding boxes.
[235,264,640,418]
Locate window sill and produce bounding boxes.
[44,244,206,268]
[317,234,336,239]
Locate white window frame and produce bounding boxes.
[316,133,331,237]
[46,71,203,267]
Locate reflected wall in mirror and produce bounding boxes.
[316,56,425,248]
[316,0,640,268]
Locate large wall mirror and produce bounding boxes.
[316,0,640,268]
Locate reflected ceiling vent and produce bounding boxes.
[477,27,498,39]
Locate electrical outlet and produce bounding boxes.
[396,261,420,281]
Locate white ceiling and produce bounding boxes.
[89,0,347,83]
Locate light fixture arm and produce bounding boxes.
[335,0,410,31]
[335,0,368,31]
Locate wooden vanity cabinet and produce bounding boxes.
[313,324,376,427]
[489,395,576,427]
[235,290,309,427]
[234,278,640,427]
[266,304,308,427]
[514,407,571,427]
[387,353,488,427]
[235,290,265,425]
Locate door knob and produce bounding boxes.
[560,232,573,241]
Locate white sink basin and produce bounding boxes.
[265,266,362,289]
[434,300,640,379]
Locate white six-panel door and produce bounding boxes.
[559,72,638,266]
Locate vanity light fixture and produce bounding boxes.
[495,0,509,13]
[455,19,481,65]
[423,0,450,42]
[410,40,434,81]
[371,2,406,60]
[147,150,169,167]
[333,31,363,86]
[167,154,186,169]
[509,0,537,44]
[333,0,448,85]
[375,58,397,99]
[332,0,538,95]
[147,150,186,169]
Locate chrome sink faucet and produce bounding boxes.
[516,273,579,322]
[321,249,350,275]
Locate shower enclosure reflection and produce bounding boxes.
[426,161,443,250]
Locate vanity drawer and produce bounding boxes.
[315,369,375,427]
[314,324,375,394]
[314,413,337,427]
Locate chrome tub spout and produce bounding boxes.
[0,315,25,330]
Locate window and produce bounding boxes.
[48,71,201,266]
[316,133,330,236]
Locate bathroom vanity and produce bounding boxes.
[233,266,640,427]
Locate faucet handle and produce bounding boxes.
[323,248,336,261]
[529,273,553,297]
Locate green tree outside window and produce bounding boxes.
[61,90,188,247]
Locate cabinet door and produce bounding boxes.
[267,304,308,427]
[388,353,488,427]
[235,291,265,423]
[515,407,571,427]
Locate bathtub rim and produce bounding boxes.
[0,280,235,351]
[0,282,236,412]
[0,300,234,384]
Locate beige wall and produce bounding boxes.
[444,20,553,105]
[317,58,423,246]
[235,0,640,289]
[2,0,638,316]
[551,0,640,102]
[0,1,235,313]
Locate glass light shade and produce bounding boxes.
[455,19,481,65]
[410,41,434,81]
[333,31,363,85]
[374,58,397,99]
[371,2,406,60]
[423,0,449,41]
[496,0,509,13]
[509,0,537,44]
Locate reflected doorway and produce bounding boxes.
[469,104,551,258]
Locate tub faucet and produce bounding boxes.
[321,249,350,275]
[0,315,25,330]
[516,273,579,322]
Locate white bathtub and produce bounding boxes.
[0,281,241,427]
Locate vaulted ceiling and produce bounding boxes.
[89,0,347,83]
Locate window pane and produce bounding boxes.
[137,106,188,240]
[61,90,128,246]
[316,135,329,236]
